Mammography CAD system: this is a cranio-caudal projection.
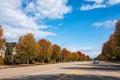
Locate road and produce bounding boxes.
[0,61,120,80]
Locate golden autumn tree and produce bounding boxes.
[37,39,52,63]
[0,26,5,49]
[98,20,120,61]
[62,48,72,62]
[0,25,5,63]
[0,26,3,36]
[16,33,39,64]
[51,44,61,62]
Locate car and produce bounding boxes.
[93,60,99,64]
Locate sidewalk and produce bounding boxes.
[0,64,32,69]
[0,63,47,69]
[0,64,11,69]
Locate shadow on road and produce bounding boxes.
[2,74,120,80]
[76,63,120,68]
[63,63,120,72]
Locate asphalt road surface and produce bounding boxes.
[0,61,120,80]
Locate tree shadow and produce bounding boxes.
[72,63,120,72]
[62,66,120,72]
[76,63,120,68]
[2,74,120,80]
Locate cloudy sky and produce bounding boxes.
[0,0,120,58]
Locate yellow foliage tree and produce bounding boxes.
[0,26,5,49]
[16,33,39,64]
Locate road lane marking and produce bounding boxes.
[57,69,86,80]
[57,65,93,80]
[56,70,77,80]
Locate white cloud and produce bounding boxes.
[67,46,101,58]
[80,4,106,11]
[24,0,72,19]
[108,0,120,5]
[0,0,71,42]
[93,20,117,28]
[3,24,55,42]
[86,0,104,4]
[80,0,120,11]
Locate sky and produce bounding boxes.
[0,0,120,58]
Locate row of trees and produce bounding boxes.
[3,33,90,64]
[97,20,120,61]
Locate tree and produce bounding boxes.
[37,39,52,63]
[71,52,80,61]
[114,21,120,60]
[4,43,13,64]
[0,26,5,64]
[16,33,39,64]
[77,51,90,61]
[0,56,3,64]
[62,48,68,62]
[0,26,3,37]
[77,51,83,61]
[62,48,73,62]
[97,53,107,61]
[101,40,115,60]
[51,44,61,62]
[0,26,5,49]
[98,20,120,61]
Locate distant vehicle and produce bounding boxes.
[93,60,99,64]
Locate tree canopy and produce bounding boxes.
[37,39,52,63]
[97,20,120,61]
[51,44,61,62]
[1,31,91,64]
[4,43,13,64]
[16,33,39,64]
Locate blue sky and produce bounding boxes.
[0,0,120,58]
